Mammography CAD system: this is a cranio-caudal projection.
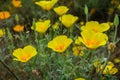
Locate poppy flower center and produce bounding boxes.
[20,54,30,61]
[55,44,65,50]
[86,39,99,46]
[92,28,99,32]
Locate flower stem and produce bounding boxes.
[99,50,111,79]
[113,25,118,43]
[0,59,19,80]
[70,26,73,38]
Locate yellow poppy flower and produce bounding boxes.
[75,78,85,80]
[13,24,24,32]
[31,19,51,33]
[53,6,69,16]
[12,0,22,7]
[48,35,73,52]
[13,45,37,62]
[0,29,5,37]
[35,0,58,11]
[79,30,108,49]
[81,21,110,33]
[0,11,11,19]
[59,14,78,28]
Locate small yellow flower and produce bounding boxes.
[79,30,108,49]
[75,36,82,45]
[107,21,113,27]
[54,6,69,16]
[75,78,85,80]
[0,29,5,37]
[81,21,110,33]
[31,19,51,33]
[59,14,78,28]
[52,22,59,30]
[102,62,114,74]
[12,0,22,7]
[13,45,37,62]
[72,46,80,56]
[48,35,73,52]
[93,60,101,67]
[13,24,24,32]
[72,46,84,56]
[108,8,114,15]
[35,0,58,11]
[114,58,120,63]
[80,21,85,26]
[0,11,11,19]
[117,4,120,10]
[110,67,118,74]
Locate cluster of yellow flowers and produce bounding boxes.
[77,21,110,49]
[33,0,78,34]
[72,21,110,56]
[12,0,77,63]
[94,61,118,75]
[30,0,78,53]
[12,35,73,62]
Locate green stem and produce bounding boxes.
[35,32,38,44]
[0,60,19,80]
[20,32,24,43]
[115,38,120,44]
[84,50,92,59]
[86,14,88,22]
[99,50,111,79]
[70,26,73,38]
[88,50,94,80]
[113,25,118,43]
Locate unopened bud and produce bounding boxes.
[108,42,116,52]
